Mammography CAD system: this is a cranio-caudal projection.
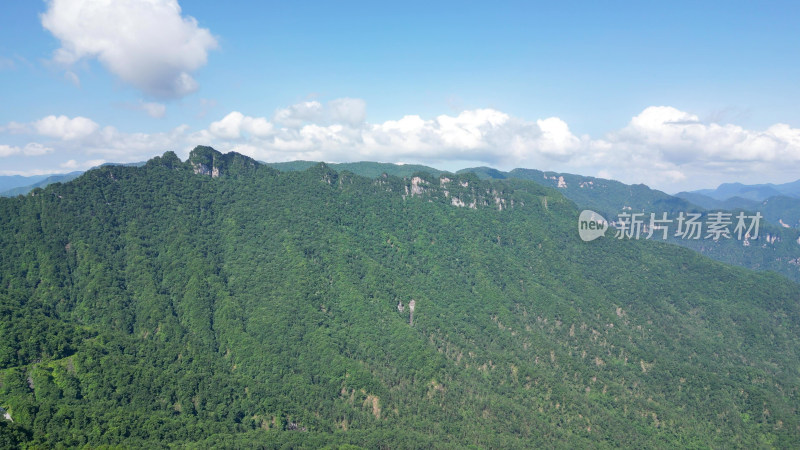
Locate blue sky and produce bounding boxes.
[1,0,799,192]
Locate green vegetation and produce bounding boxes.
[1,147,799,448]
[461,166,800,282]
[266,160,444,178]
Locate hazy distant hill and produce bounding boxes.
[677,188,800,230]
[1,163,148,197]
[690,180,800,202]
[2,147,799,447]
[0,172,83,197]
[0,175,51,192]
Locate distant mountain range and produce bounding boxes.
[0,163,146,197]
[675,181,800,229]
[0,174,52,192]
[0,172,84,197]
[684,180,800,202]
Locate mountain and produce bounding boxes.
[461,167,700,218]
[1,164,147,198]
[690,180,800,202]
[675,192,800,229]
[0,175,51,192]
[0,172,83,197]
[1,146,799,448]
[459,166,800,283]
[693,183,785,202]
[759,195,800,228]
[672,191,759,211]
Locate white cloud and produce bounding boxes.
[0,145,20,157]
[34,115,99,140]
[61,158,106,170]
[41,0,218,99]
[0,143,55,157]
[1,121,30,134]
[273,101,325,128]
[535,117,581,157]
[610,106,800,166]
[328,98,367,126]
[84,124,190,160]
[22,143,55,156]
[208,111,274,139]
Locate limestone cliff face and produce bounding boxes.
[396,172,524,212]
[187,146,258,178]
[180,146,530,213]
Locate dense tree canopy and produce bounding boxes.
[1,147,799,448]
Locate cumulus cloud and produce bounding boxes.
[610,106,800,165]
[2,115,188,167]
[328,98,367,126]
[61,158,106,170]
[41,0,218,99]
[34,115,99,140]
[21,143,55,156]
[0,143,55,157]
[273,98,367,128]
[0,145,19,157]
[208,112,274,139]
[273,101,325,128]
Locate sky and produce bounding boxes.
[1,0,799,192]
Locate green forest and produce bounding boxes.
[1,146,799,448]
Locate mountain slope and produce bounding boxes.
[1,148,799,447]
[460,166,800,282]
[469,167,700,217]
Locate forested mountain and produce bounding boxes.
[266,160,444,179]
[1,147,800,448]
[460,166,700,218]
